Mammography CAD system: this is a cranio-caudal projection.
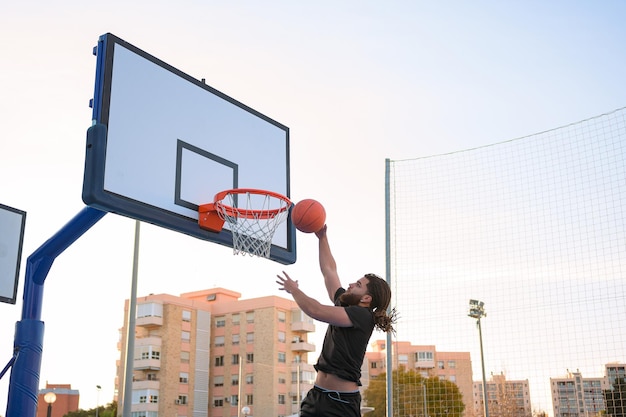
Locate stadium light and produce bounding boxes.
[468,299,489,417]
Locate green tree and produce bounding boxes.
[364,367,465,417]
[64,401,117,417]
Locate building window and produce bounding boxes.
[246,394,253,405]
[278,352,286,363]
[181,351,190,363]
[215,336,225,347]
[138,346,160,360]
[231,374,239,386]
[246,312,254,323]
[216,317,226,327]
[181,331,190,341]
[182,310,191,322]
[371,362,377,369]
[232,313,240,324]
[278,394,286,404]
[147,373,157,381]
[246,333,254,343]
[214,398,224,407]
[246,374,254,384]
[438,361,445,369]
[278,374,286,384]
[179,372,189,384]
[134,391,159,404]
[232,334,240,345]
[230,395,239,405]
[177,395,188,405]
[246,353,254,363]
[398,354,408,365]
[232,354,240,365]
[215,356,224,366]
[278,331,286,343]
[416,351,433,361]
[137,302,162,318]
[278,311,286,322]
[448,360,456,368]
[214,376,224,387]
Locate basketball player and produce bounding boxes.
[277,225,396,417]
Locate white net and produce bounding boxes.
[215,190,291,258]
[383,107,626,417]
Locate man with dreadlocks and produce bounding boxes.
[277,225,396,417]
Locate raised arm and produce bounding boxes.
[276,271,352,327]
[316,225,341,302]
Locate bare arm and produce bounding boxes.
[276,271,352,327]
[316,225,341,302]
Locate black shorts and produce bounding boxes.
[300,385,361,417]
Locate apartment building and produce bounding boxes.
[605,363,626,417]
[551,364,626,417]
[473,373,532,417]
[365,339,474,416]
[116,287,316,417]
[606,362,626,386]
[551,369,607,417]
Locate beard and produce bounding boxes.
[339,292,362,306]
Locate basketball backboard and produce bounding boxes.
[0,203,26,304]
[83,33,295,264]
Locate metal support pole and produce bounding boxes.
[478,318,489,417]
[122,220,140,417]
[384,158,393,417]
[6,207,106,417]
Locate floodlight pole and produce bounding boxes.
[5,207,106,417]
[468,300,489,417]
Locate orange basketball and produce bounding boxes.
[292,199,326,233]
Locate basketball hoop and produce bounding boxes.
[198,189,292,258]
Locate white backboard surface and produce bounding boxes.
[0,204,26,304]
[83,33,295,264]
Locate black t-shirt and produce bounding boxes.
[314,288,375,385]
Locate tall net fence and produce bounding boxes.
[384,107,626,417]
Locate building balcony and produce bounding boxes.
[291,363,316,386]
[133,379,160,391]
[136,315,163,328]
[291,319,315,333]
[134,358,161,370]
[131,402,159,413]
[291,341,315,352]
[415,360,435,369]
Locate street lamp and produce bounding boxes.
[241,405,251,417]
[96,385,102,417]
[468,299,489,417]
[44,392,57,417]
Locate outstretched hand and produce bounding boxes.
[276,271,299,294]
[315,224,327,239]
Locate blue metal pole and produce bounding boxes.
[6,206,106,417]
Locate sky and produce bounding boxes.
[1,1,626,414]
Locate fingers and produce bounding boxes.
[276,271,298,294]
